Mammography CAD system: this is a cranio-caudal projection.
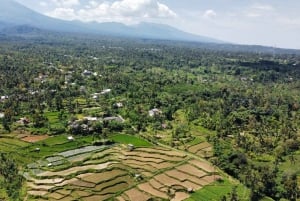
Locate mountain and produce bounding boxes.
[0,0,222,43]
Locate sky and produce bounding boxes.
[16,0,300,49]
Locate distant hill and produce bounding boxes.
[0,0,222,43]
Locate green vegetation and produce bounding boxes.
[109,134,153,147]
[186,179,250,201]
[0,33,299,200]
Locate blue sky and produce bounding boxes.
[16,0,300,49]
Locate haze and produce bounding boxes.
[15,0,300,50]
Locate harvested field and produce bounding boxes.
[124,188,151,201]
[94,175,134,191]
[165,169,206,186]
[25,144,222,201]
[171,192,190,201]
[37,162,115,177]
[21,135,49,143]
[81,194,114,201]
[136,148,186,158]
[188,142,211,153]
[122,151,185,162]
[189,159,216,173]
[176,164,207,178]
[70,179,95,188]
[47,192,66,200]
[80,169,127,184]
[27,190,48,196]
[138,182,169,199]
[72,190,91,197]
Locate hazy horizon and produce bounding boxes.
[14,0,300,50]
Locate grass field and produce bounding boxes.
[185,179,250,201]
[109,134,153,147]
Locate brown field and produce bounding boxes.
[123,160,157,172]
[176,164,207,178]
[80,169,127,184]
[188,142,211,153]
[121,155,164,163]
[27,190,48,196]
[149,178,164,189]
[124,188,151,201]
[154,174,181,187]
[25,144,222,201]
[72,190,92,197]
[165,169,206,186]
[31,178,64,185]
[115,196,127,201]
[56,189,71,196]
[171,192,190,201]
[136,148,186,157]
[38,162,115,177]
[47,192,66,200]
[81,194,114,201]
[138,182,169,199]
[70,179,95,188]
[188,160,216,173]
[123,151,185,162]
[100,182,129,195]
[94,175,134,191]
[21,135,49,142]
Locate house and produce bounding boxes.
[67,136,74,141]
[82,70,93,76]
[127,144,135,151]
[149,108,162,117]
[114,102,123,108]
[17,117,30,125]
[1,96,8,100]
[83,116,98,121]
[101,89,111,95]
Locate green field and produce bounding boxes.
[185,179,250,201]
[109,134,153,147]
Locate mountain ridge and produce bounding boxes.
[0,0,222,43]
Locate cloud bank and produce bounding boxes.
[46,0,177,24]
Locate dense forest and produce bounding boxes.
[0,34,299,201]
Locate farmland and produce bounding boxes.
[23,141,229,201]
[0,31,299,201]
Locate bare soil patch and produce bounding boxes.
[138,182,169,199]
[27,190,48,196]
[38,162,115,177]
[80,169,127,184]
[94,175,134,191]
[124,188,151,201]
[165,169,206,186]
[21,135,49,142]
[188,160,216,173]
[176,164,207,177]
[188,142,211,153]
[171,192,190,201]
[82,194,114,201]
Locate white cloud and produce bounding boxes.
[51,0,80,8]
[245,4,274,18]
[48,8,77,20]
[46,0,176,24]
[203,9,217,19]
[39,2,48,7]
[252,4,274,11]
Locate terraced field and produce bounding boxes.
[24,143,221,201]
[187,142,214,158]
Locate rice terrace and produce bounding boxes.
[21,135,235,201]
